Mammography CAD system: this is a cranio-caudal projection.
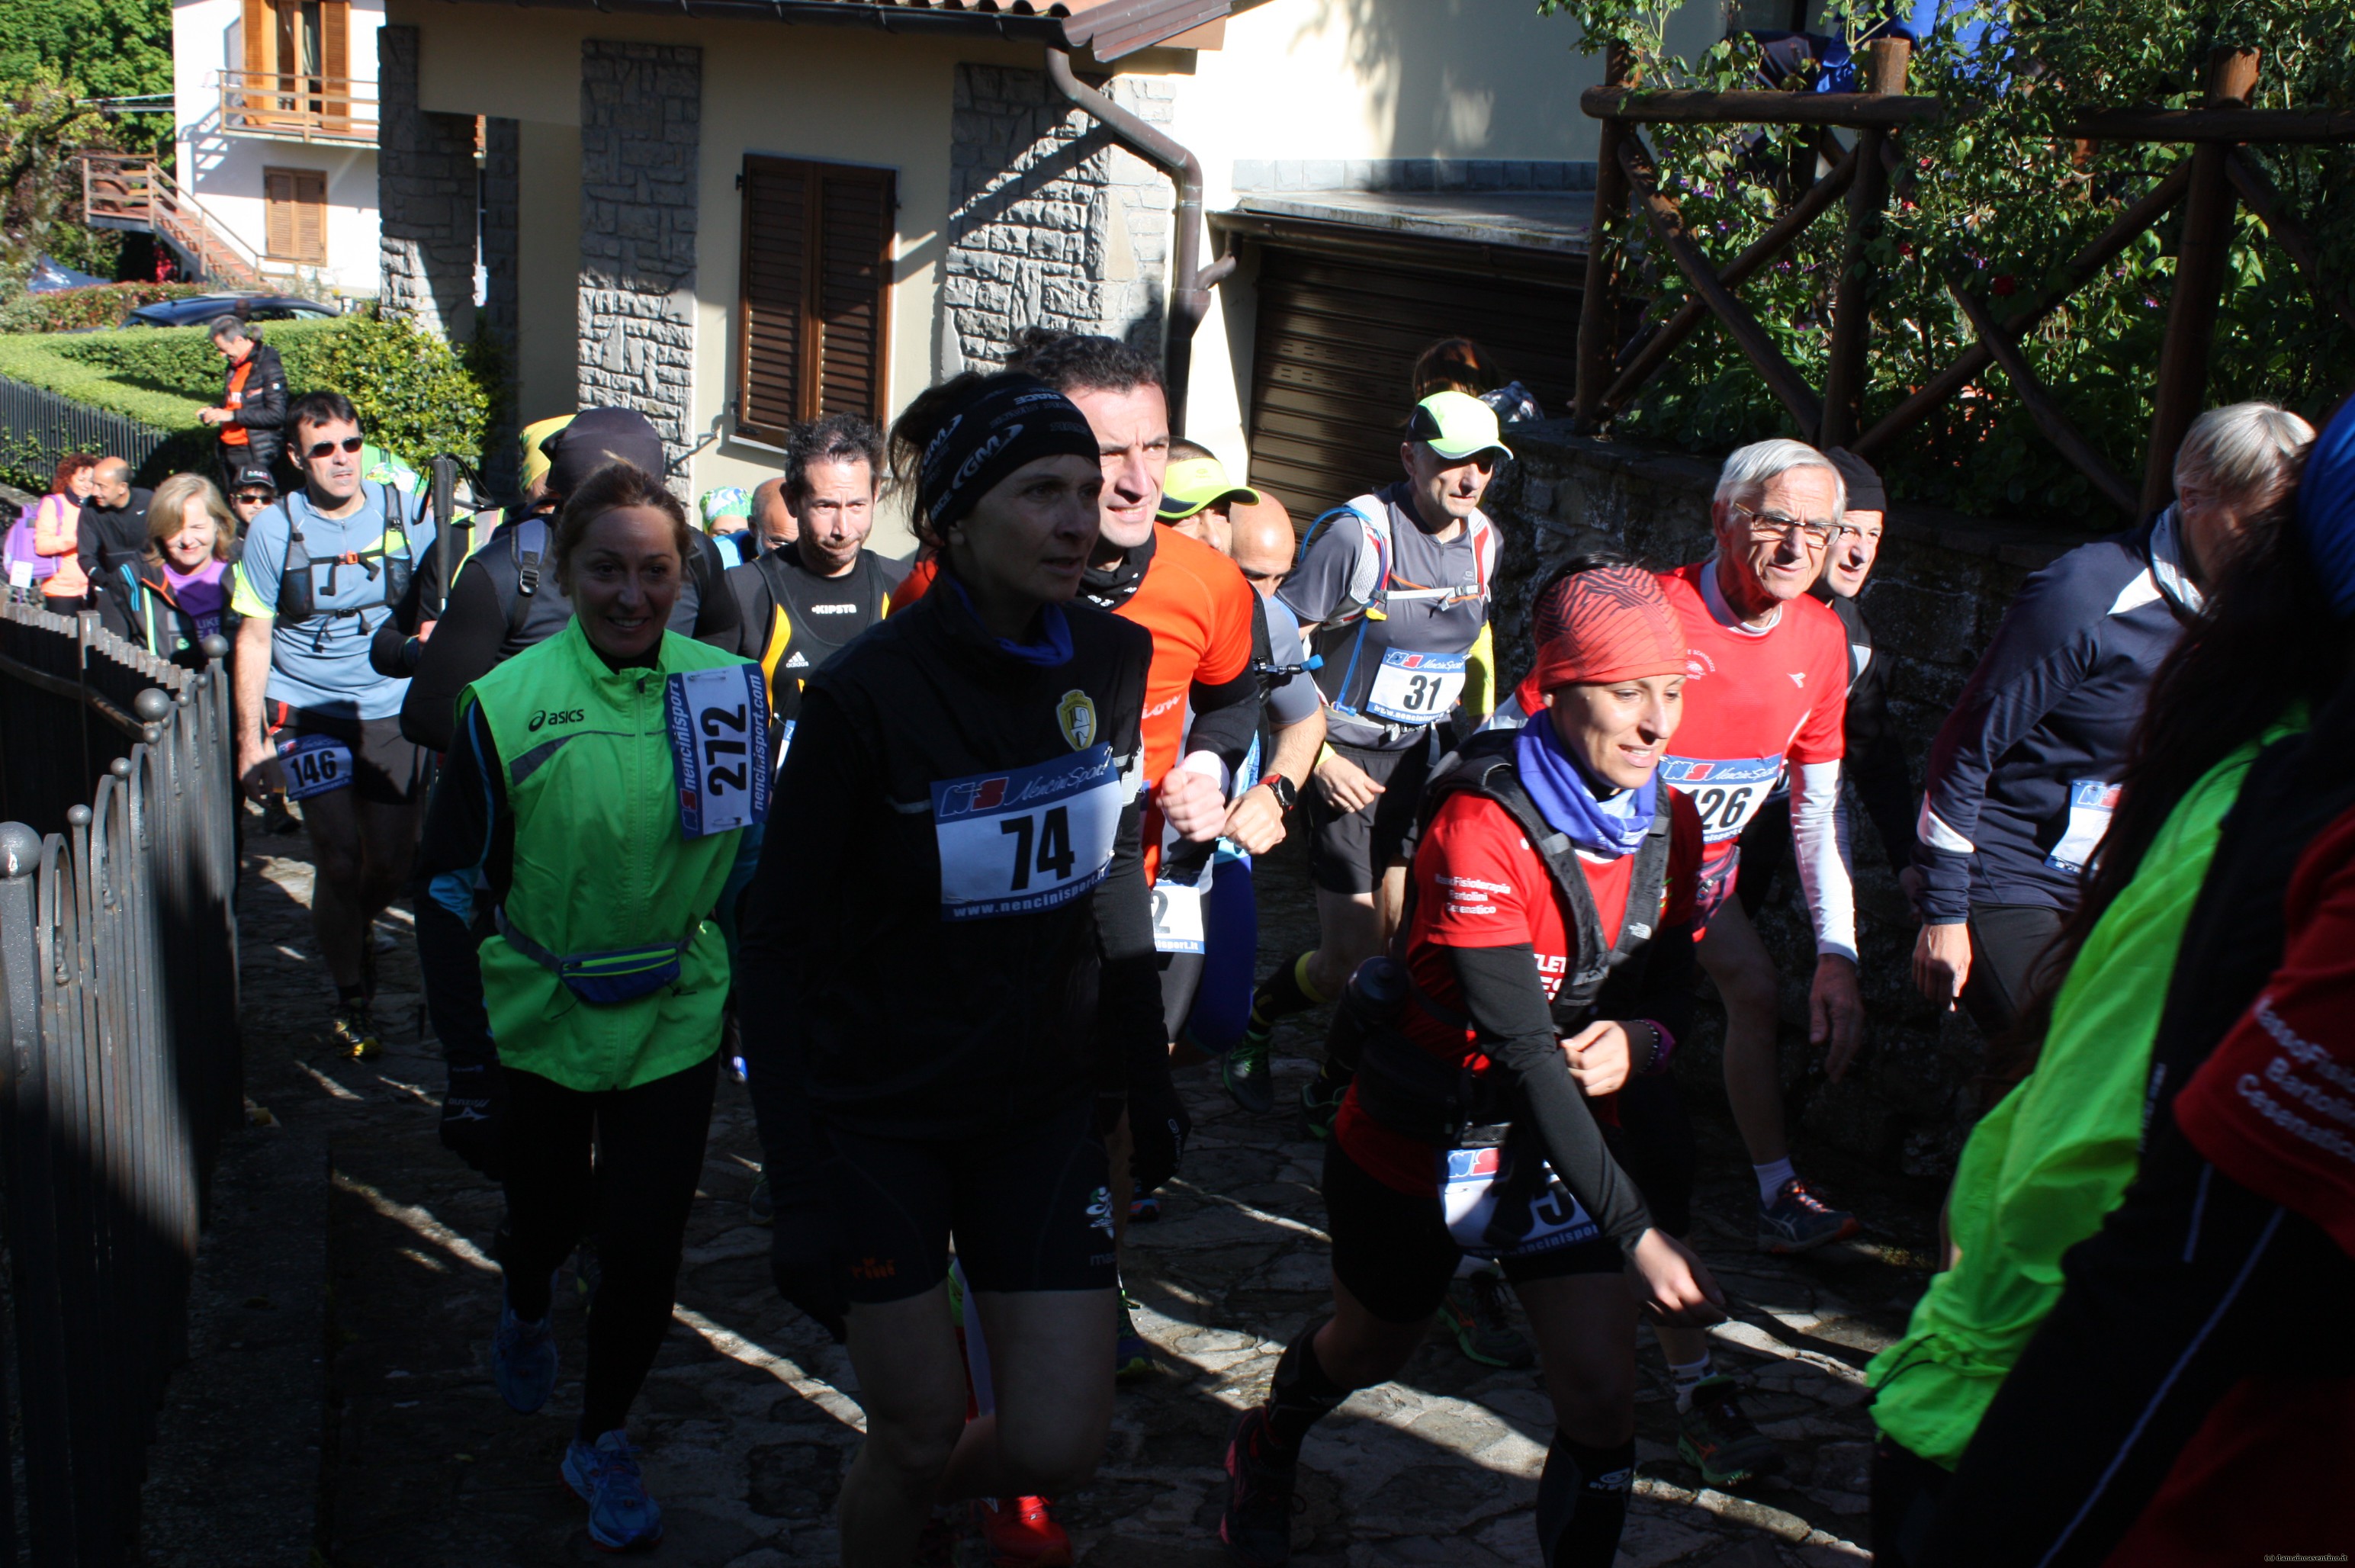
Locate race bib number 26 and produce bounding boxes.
[667,665,771,839]
[933,744,1123,921]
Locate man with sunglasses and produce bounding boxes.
[231,391,438,1059]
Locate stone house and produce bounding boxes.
[376,0,1733,548]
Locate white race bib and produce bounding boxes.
[933,744,1123,921]
[7,562,31,592]
[2046,778,2122,872]
[276,732,353,801]
[1365,648,1467,724]
[1151,857,1214,954]
[667,665,771,839]
[1660,754,1785,843]
[1438,1141,1600,1261]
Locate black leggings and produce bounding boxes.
[502,1051,719,1438]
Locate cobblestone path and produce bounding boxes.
[227,818,1939,1566]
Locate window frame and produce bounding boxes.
[734,153,897,446]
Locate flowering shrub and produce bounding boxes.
[1542,0,2355,522]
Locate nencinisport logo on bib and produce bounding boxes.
[529,708,586,731]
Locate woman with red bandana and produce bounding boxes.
[1218,563,1724,1568]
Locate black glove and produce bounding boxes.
[439,1060,506,1181]
[768,1196,847,1345]
[1126,1059,1191,1197]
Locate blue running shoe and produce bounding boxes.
[564,1428,664,1551]
[492,1287,557,1413]
[1757,1177,1860,1255]
[1129,1194,1160,1223]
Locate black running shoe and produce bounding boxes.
[1219,1407,1298,1566]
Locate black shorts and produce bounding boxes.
[1306,736,1436,895]
[818,1100,1116,1306]
[271,702,430,806]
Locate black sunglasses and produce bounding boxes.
[305,435,365,460]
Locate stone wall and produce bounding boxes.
[941,65,1175,375]
[376,25,480,344]
[1491,426,2096,1175]
[478,117,522,499]
[577,40,701,472]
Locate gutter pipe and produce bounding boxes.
[1046,46,1235,436]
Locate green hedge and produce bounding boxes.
[0,282,217,336]
[0,314,495,477]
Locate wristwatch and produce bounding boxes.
[1258,772,1298,811]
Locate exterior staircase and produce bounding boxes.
[80,155,265,289]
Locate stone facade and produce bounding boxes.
[478,117,522,498]
[1491,427,2093,1176]
[577,40,701,469]
[376,25,480,344]
[942,64,1175,375]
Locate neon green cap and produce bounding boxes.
[1157,455,1261,522]
[1408,390,1512,462]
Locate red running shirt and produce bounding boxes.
[2172,802,2355,1260]
[1334,788,1701,1195]
[1654,562,1849,860]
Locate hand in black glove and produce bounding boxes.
[768,1198,847,1345]
[1126,1059,1191,1196]
[439,1060,506,1181]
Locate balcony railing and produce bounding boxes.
[217,69,378,145]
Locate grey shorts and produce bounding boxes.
[1305,736,1435,895]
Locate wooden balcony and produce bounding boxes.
[217,71,377,146]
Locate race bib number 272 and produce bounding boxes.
[667,665,771,839]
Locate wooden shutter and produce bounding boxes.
[736,156,894,442]
[264,167,327,262]
[243,0,267,74]
[320,0,348,79]
[264,169,297,259]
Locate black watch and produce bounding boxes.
[1259,772,1298,811]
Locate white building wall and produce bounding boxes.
[171,0,386,297]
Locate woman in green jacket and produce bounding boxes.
[415,460,766,1552]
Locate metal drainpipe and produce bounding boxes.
[1046,47,1236,437]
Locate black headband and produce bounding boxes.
[919,377,1099,535]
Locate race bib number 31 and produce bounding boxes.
[933,744,1122,921]
[667,665,771,839]
[1660,755,1785,843]
[1365,648,1467,724]
[276,732,353,801]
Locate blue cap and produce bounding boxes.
[2300,395,2355,619]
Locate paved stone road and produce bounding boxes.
[224,817,1939,1566]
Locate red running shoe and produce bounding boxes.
[975,1496,1073,1566]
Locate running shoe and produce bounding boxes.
[1297,1076,1345,1141]
[563,1428,664,1550]
[1442,1271,1534,1369]
[1129,1194,1160,1224]
[1115,1293,1154,1383]
[1222,1031,1275,1115]
[1757,1177,1861,1254]
[329,1001,381,1062]
[747,1168,774,1226]
[1219,1406,1298,1567]
[974,1496,1073,1566]
[492,1287,557,1413]
[1675,1374,1783,1487]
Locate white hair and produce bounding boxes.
[2174,402,2314,505]
[1713,438,1845,520]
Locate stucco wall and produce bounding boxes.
[1490,427,2093,1175]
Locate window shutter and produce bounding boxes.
[242,0,267,74]
[294,170,327,263]
[737,156,811,444]
[320,1,348,79]
[264,169,296,259]
[814,165,894,423]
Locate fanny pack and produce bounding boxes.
[495,906,695,1006]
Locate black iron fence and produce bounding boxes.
[0,599,242,1566]
[0,376,175,496]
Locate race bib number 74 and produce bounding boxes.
[933,744,1122,921]
[667,665,771,839]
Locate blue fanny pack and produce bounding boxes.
[495,907,694,1006]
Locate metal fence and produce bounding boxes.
[0,598,243,1566]
[0,377,174,496]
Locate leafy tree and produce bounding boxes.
[1541,0,2355,522]
[0,0,172,110]
[0,81,113,296]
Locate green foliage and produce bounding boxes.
[0,316,499,487]
[0,0,170,111]
[0,281,212,334]
[0,80,117,297]
[1539,0,2355,522]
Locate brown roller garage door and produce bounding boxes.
[1245,243,1585,521]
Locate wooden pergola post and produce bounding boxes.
[2140,47,2260,519]
[1574,41,1636,430]
[1820,37,1908,448]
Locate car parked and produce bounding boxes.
[118,294,341,329]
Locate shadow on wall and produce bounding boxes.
[1293,0,1596,161]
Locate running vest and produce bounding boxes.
[274,481,417,622]
[1301,491,1496,744]
[466,618,753,1093]
[749,545,898,724]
